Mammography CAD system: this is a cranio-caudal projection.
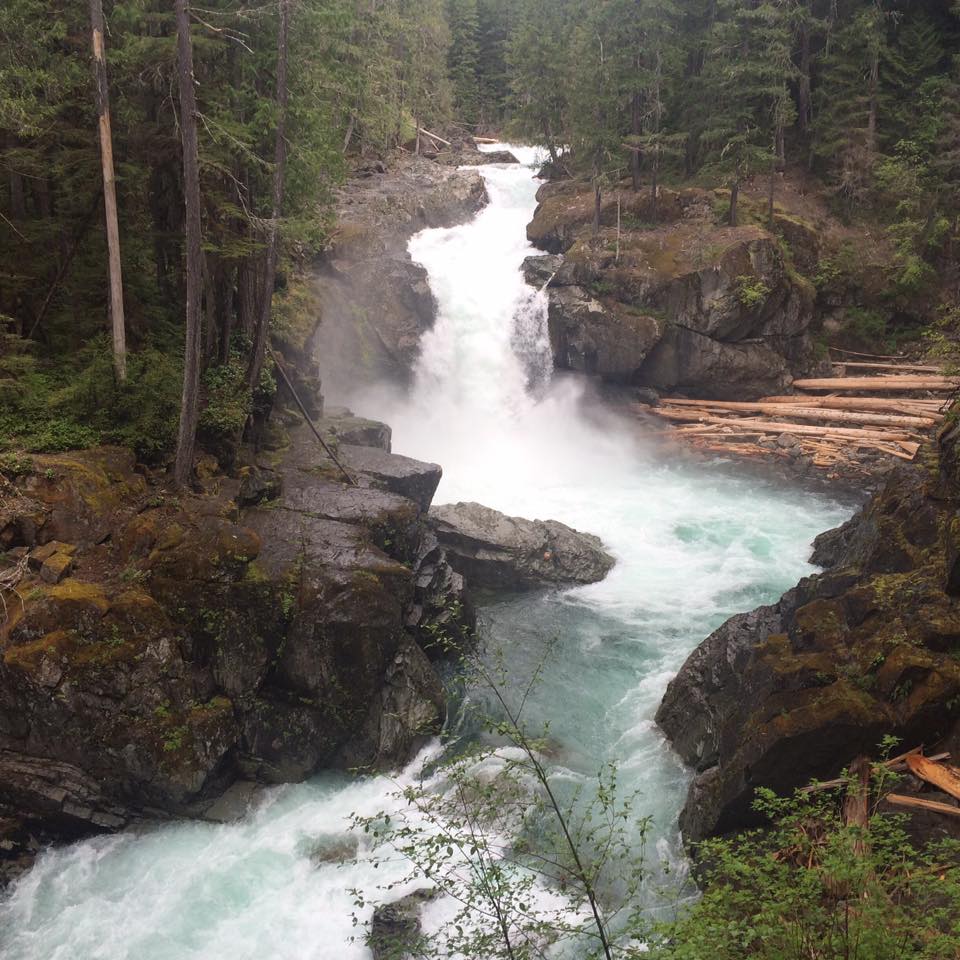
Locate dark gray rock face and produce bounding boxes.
[312,155,487,395]
[656,434,960,843]
[429,501,614,592]
[0,418,472,879]
[369,889,436,960]
[524,182,822,398]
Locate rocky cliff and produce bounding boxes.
[523,181,826,398]
[657,421,960,841]
[0,410,472,876]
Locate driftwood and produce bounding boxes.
[904,755,960,802]
[471,136,498,144]
[793,376,960,392]
[761,396,946,417]
[832,361,944,374]
[829,347,908,360]
[418,126,451,147]
[886,794,960,819]
[646,408,918,442]
[659,399,936,429]
[799,749,951,793]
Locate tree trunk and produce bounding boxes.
[6,134,26,221]
[866,22,880,160]
[89,0,126,382]
[247,0,290,392]
[649,150,659,224]
[768,156,776,229]
[218,266,235,365]
[798,20,812,133]
[173,0,204,488]
[630,91,641,192]
[592,177,602,236]
[729,179,739,227]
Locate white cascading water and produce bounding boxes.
[0,146,852,959]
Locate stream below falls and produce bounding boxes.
[0,146,853,959]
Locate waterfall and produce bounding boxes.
[0,146,852,960]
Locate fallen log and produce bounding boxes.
[645,408,918,442]
[761,396,946,417]
[793,376,960,392]
[829,347,908,360]
[418,126,451,147]
[831,361,944,374]
[471,136,498,144]
[658,399,936,429]
[886,794,960,819]
[800,750,951,793]
[905,755,960,802]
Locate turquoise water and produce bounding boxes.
[0,147,852,959]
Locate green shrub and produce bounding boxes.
[652,772,960,960]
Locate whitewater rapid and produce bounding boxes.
[0,146,852,959]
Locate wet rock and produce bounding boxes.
[304,832,359,865]
[657,430,960,842]
[0,426,472,844]
[369,888,437,960]
[524,181,819,397]
[321,409,393,451]
[429,501,614,592]
[39,552,72,583]
[340,444,443,513]
[238,465,282,507]
[547,286,662,382]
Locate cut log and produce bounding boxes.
[904,755,960,802]
[418,126,451,147]
[760,396,945,418]
[793,376,960,393]
[645,409,917,442]
[829,347,908,360]
[831,361,944,374]
[658,399,936,429]
[801,751,951,793]
[886,794,960,819]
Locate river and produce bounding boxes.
[0,146,851,959]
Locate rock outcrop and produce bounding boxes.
[657,425,960,842]
[523,181,823,398]
[313,155,487,395]
[429,501,615,593]
[0,413,471,867]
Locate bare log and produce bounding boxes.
[793,376,960,392]
[905,755,960,802]
[657,399,936,429]
[645,408,917,442]
[886,794,960,819]
[418,126,451,147]
[831,361,944,374]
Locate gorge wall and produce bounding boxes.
[657,422,960,841]
[523,179,833,399]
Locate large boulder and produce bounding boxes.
[429,501,614,593]
[656,422,960,842]
[524,181,823,398]
[0,415,472,868]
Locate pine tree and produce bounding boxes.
[447,0,481,126]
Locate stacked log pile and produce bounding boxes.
[638,349,958,480]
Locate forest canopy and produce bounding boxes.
[1,0,959,472]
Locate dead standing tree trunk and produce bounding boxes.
[247,0,290,393]
[173,0,204,488]
[89,0,127,382]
